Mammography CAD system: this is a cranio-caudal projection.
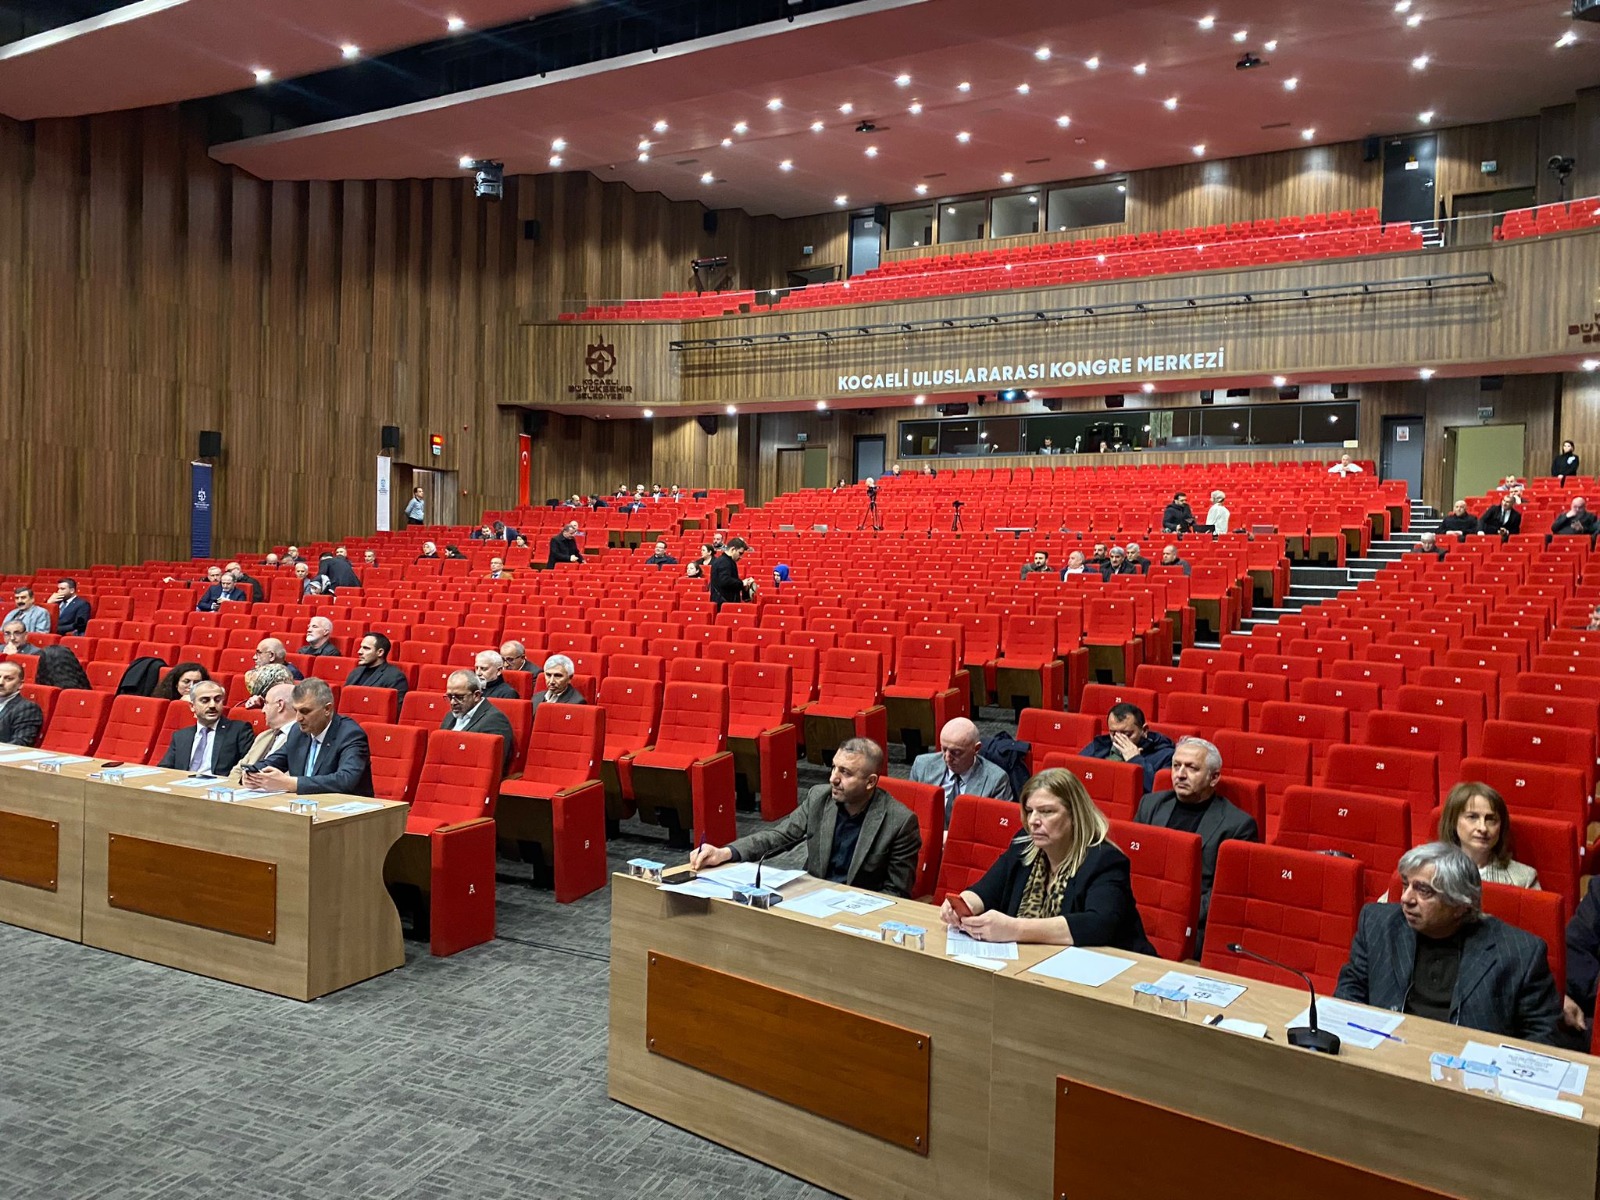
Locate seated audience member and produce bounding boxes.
[1123,543,1150,573]
[3,587,51,634]
[36,645,91,691]
[1328,453,1364,476]
[472,523,496,541]
[152,661,210,702]
[548,521,585,567]
[941,767,1155,952]
[1439,782,1539,888]
[1335,842,1560,1044]
[1552,497,1599,536]
[363,550,379,568]
[1019,550,1054,580]
[1553,440,1581,481]
[156,680,254,776]
[511,535,530,552]
[443,544,466,559]
[262,553,281,570]
[643,540,678,567]
[1158,544,1191,575]
[474,650,518,700]
[772,564,791,588]
[1436,501,1479,537]
[500,640,535,672]
[1477,495,1521,539]
[244,678,374,797]
[346,633,409,704]
[442,670,516,773]
[242,662,295,710]
[3,621,39,656]
[1588,605,1600,632]
[565,494,586,509]
[320,554,362,591]
[710,537,753,608]
[1162,492,1196,533]
[224,561,264,604]
[1412,532,1449,560]
[231,682,299,783]
[1134,737,1256,950]
[709,531,727,553]
[1079,703,1175,791]
[0,660,44,746]
[164,565,222,586]
[298,616,341,657]
[492,520,517,542]
[282,545,303,565]
[1565,881,1600,1037]
[921,464,935,477]
[253,638,303,681]
[1101,545,1140,578]
[686,544,713,579]
[1495,474,1523,492]
[49,578,92,636]
[1205,490,1230,535]
[910,717,1014,822]
[1087,543,1109,567]
[1039,437,1058,454]
[832,478,848,493]
[484,556,512,581]
[294,561,331,598]
[195,572,249,612]
[1060,551,1090,578]
[691,739,921,897]
[417,541,440,560]
[529,654,584,715]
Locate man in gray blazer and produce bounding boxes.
[1335,842,1561,1045]
[441,670,516,773]
[1133,736,1257,951]
[691,738,922,896]
[909,717,1013,823]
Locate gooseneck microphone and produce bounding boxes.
[1227,942,1341,1055]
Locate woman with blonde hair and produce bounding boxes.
[940,767,1154,952]
[1439,782,1539,889]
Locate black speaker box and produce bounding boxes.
[937,403,970,417]
[1363,136,1381,162]
[871,204,889,227]
[523,219,541,242]
[1104,394,1124,409]
[703,210,718,235]
[1041,398,1063,412]
[380,424,400,450]
[522,410,549,438]
[1480,375,1505,392]
[696,415,720,436]
[198,430,222,457]
[1331,383,1350,399]
[1199,389,1215,403]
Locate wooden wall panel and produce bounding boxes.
[653,416,741,494]
[1557,371,1600,474]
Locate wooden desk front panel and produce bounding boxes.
[0,765,85,941]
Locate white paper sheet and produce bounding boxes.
[1025,947,1135,987]
[1154,971,1246,1008]
[33,755,91,768]
[833,924,885,941]
[1459,1041,1588,1096]
[948,955,1008,971]
[657,878,736,899]
[323,800,383,815]
[1288,1000,1403,1050]
[0,748,52,762]
[140,785,172,793]
[945,930,1019,960]
[1208,1017,1270,1038]
[92,765,162,779]
[784,888,896,919]
[699,863,808,890]
[169,775,224,789]
[1497,1083,1586,1119]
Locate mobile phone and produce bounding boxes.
[948,894,973,920]
[99,761,125,769]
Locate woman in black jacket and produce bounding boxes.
[940,767,1154,954]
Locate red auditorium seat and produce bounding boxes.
[497,704,608,903]
[1211,729,1313,835]
[91,695,166,764]
[1149,768,1267,833]
[1200,841,1365,994]
[1210,671,1289,724]
[1257,701,1348,766]
[727,662,799,821]
[993,616,1065,713]
[1457,756,1589,844]
[624,680,737,848]
[1107,817,1203,962]
[1296,678,1381,741]
[797,649,888,767]
[599,676,664,828]
[1480,719,1597,798]
[1321,743,1438,836]
[1038,753,1144,821]
[879,776,945,901]
[934,794,1019,904]
[1392,683,1488,756]
[1082,599,1142,685]
[342,684,399,725]
[367,722,427,803]
[1273,786,1409,902]
[1078,682,1159,723]
[1016,708,1100,771]
[41,691,110,755]
[1364,709,1467,784]
[1421,806,1581,906]
[398,690,453,731]
[1159,692,1248,739]
[882,636,966,757]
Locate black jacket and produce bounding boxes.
[346,662,409,705]
[967,839,1155,954]
[709,553,746,606]
[1553,452,1581,477]
[56,596,92,637]
[1134,790,1258,938]
[1437,513,1479,536]
[441,699,516,773]
[1079,729,1175,791]
[257,713,374,796]
[299,642,342,658]
[1161,502,1195,532]
[548,535,583,567]
[1552,511,1599,536]
[1477,505,1521,537]
[0,695,44,747]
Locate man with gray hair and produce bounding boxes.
[474,649,518,700]
[298,616,341,658]
[1133,736,1257,953]
[231,681,298,783]
[499,640,535,672]
[529,654,584,717]
[252,637,303,681]
[2,620,39,657]
[443,670,516,772]
[244,677,374,797]
[1101,545,1139,578]
[909,716,1012,823]
[1334,841,1561,1044]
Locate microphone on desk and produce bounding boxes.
[1226,942,1341,1056]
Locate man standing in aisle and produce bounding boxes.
[710,537,752,608]
[406,486,426,526]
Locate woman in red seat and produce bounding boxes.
[1439,782,1539,890]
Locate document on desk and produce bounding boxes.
[1460,1041,1588,1096]
[1288,1000,1403,1050]
[698,863,808,890]
[170,775,224,789]
[1025,947,1134,987]
[0,748,52,763]
[945,930,1019,961]
[323,800,384,815]
[658,877,740,899]
[784,888,896,919]
[1154,971,1246,1008]
[92,765,162,780]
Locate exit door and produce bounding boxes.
[854,434,886,483]
[1382,135,1437,226]
[1380,416,1425,499]
[848,213,882,277]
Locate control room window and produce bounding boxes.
[889,205,935,250]
[937,200,986,244]
[991,192,1042,239]
[1045,180,1127,233]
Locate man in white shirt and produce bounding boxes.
[1060,551,1090,577]
[1328,453,1365,476]
[230,682,298,784]
[1206,491,1230,535]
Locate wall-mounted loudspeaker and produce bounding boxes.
[521,410,549,439]
[696,415,720,436]
[1363,136,1381,162]
[522,219,541,242]
[872,204,889,227]
[1104,394,1124,409]
[1278,386,1301,400]
[937,403,970,417]
[380,424,400,450]
[1041,398,1063,412]
[198,430,222,458]
[1480,375,1504,392]
[1331,383,1350,399]
[1199,390,1215,404]
[703,211,718,235]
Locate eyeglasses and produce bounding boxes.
[1402,879,1439,901]
[445,690,474,701]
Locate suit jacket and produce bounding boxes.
[709,554,745,606]
[230,724,291,785]
[966,839,1155,954]
[158,717,256,775]
[548,535,583,567]
[728,784,921,897]
[528,686,585,718]
[1552,511,1599,536]
[1079,730,1175,792]
[195,584,248,612]
[441,700,516,772]
[1134,790,1258,935]
[909,751,1014,821]
[1436,513,1479,536]
[346,662,409,704]
[1335,903,1561,1045]
[56,596,92,637]
[321,557,362,589]
[299,642,342,657]
[233,572,265,603]
[257,713,374,796]
[1477,506,1522,537]
[1568,884,1600,1014]
[482,678,518,700]
[0,695,44,747]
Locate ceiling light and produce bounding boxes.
[1017,83,1031,94]
[1232,29,1248,42]
[900,100,920,117]
[1132,62,1147,75]
[1406,12,1422,26]
[1584,360,1600,371]
[1419,368,1435,380]
[653,120,669,133]
[956,131,972,143]
[700,171,714,184]
[810,120,825,132]
[1272,375,1287,387]
[1198,15,1215,29]
[1395,0,1411,10]
[1084,56,1100,69]
[1556,30,1578,47]
[721,138,733,147]
[1028,194,1038,203]
[1301,128,1315,140]
[1263,39,1278,51]
[835,195,849,206]
[252,67,272,83]
[1035,45,1052,60]
[637,152,649,162]
[1141,383,1155,393]
[1093,158,1107,170]
[725,405,738,415]
[549,155,563,167]
[1192,144,1206,156]
[638,139,651,151]
[946,206,957,214]
[896,73,912,86]
[1419,110,1435,124]
[839,102,854,114]
[447,15,466,32]
[1116,184,1126,193]
[340,43,360,59]
[816,401,828,411]
[766,98,783,110]
[1056,114,1072,128]
[1163,96,1178,110]
[957,80,972,91]
[915,183,929,195]
[1411,53,1429,69]
[864,145,878,157]
[779,159,794,171]
[733,122,748,134]
[914,394,926,404]
[1283,76,1299,90]
[551,137,567,151]
[1001,171,1015,183]
[458,155,475,169]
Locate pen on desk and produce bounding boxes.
[1348,1022,1405,1043]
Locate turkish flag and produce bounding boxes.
[518,434,532,507]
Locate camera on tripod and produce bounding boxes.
[952,499,964,509]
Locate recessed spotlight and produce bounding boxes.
[733,122,748,134]
[913,394,926,404]
[1141,383,1155,393]
[653,120,669,133]
[839,102,854,114]
[1163,96,1178,110]
[1419,110,1435,124]
[1556,30,1577,48]
[458,155,475,169]
[447,15,466,31]
[834,194,849,206]
[779,159,794,171]
[1001,171,1014,183]
[956,130,972,143]
[895,73,912,86]
[1198,15,1215,29]
[642,409,653,419]
[1035,46,1052,60]
[1056,114,1072,128]
[1301,128,1315,140]
[1028,194,1038,204]
[725,405,738,415]
[915,183,929,194]
[252,67,272,83]
[637,152,649,162]
[816,401,828,411]
[1232,29,1248,42]
[1093,158,1107,170]
[810,120,825,132]
[1395,0,1411,10]
[1584,359,1599,371]
[1132,62,1147,75]
[551,137,567,151]
[909,101,923,115]
[864,145,878,157]
[1017,82,1031,94]
[957,80,972,91]
[1272,375,1287,387]
[549,155,563,167]
[638,139,651,151]
[721,138,733,147]
[700,171,714,184]
[1084,56,1100,69]
[1419,368,1435,380]
[766,98,783,110]
[1263,39,1278,52]
[1411,53,1429,69]
[1116,184,1126,193]
[1192,143,1206,156]
[1406,12,1422,26]
[340,43,360,59]
[1283,76,1299,90]
[946,206,957,214]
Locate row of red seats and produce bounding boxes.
[1495,198,1600,241]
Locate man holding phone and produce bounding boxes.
[243,678,374,796]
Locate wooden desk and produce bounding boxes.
[0,752,88,941]
[608,873,1600,1200]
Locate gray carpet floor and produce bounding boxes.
[0,715,1019,1200]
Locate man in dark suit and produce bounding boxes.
[195,572,249,612]
[528,654,585,717]
[909,716,1013,823]
[298,616,342,658]
[499,640,535,672]
[0,661,43,747]
[548,520,584,567]
[1335,841,1561,1044]
[1477,497,1522,539]
[320,554,362,592]
[49,577,92,637]
[245,678,374,796]
[442,670,516,773]
[1552,497,1599,537]
[709,537,750,608]
[1134,736,1257,952]
[346,632,409,705]
[157,680,255,775]
[474,650,518,700]
[690,738,922,896]
[225,561,265,604]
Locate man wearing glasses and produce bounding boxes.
[441,670,516,773]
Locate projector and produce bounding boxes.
[1236,52,1266,70]
[1575,0,1599,23]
